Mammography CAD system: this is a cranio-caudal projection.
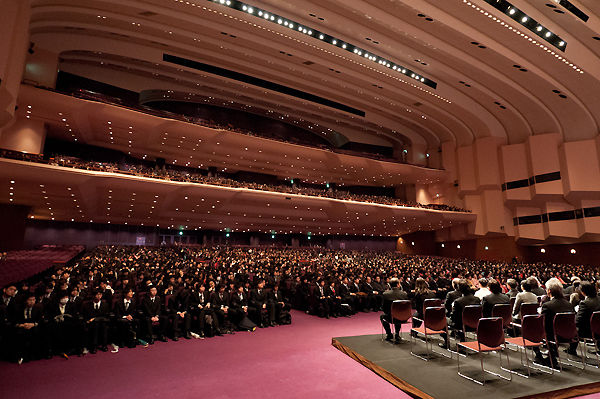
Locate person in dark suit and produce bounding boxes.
[325,281,342,318]
[171,288,192,340]
[11,293,43,363]
[141,286,168,343]
[444,278,461,317]
[250,280,275,327]
[362,277,383,311]
[113,288,138,348]
[506,279,520,298]
[351,277,367,312]
[45,292,81,357]
[191,283,219,337]
[269,284,290,324]
[529,277,546,297]
[339,278,357,314]
[314,279,331,318]
[449,280,481,341]
[541,280,575,365]
[481,279,510,318]
[82,290,110,353]
[211,285,232,333]
[412,277,436,327]
[380,278,408,343]
[230,285,255,330]
[576,281,600,341]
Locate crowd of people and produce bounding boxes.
[1,245,599,366]
[0,149,470,212]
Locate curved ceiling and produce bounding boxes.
[26,0,600,151]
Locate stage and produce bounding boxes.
[332,334,600,399]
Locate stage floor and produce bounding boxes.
[332,334,600,399]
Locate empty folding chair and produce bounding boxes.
[505,314,554,377]
[410,306,450,361]
[457,317,512,385]
[461,305,482,341]
[492,303,512,332]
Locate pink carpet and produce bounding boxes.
[0,310,406,399]
[2,310,600,398]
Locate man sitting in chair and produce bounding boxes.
[380,278,408,343]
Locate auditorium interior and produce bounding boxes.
[3,0,600,398]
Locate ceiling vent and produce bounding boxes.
[139,11,158,16]
[302,61,315,65]
[413,102,423,107]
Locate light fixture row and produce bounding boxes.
[208,0,437,89]
[481,0,567,51]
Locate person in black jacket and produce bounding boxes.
[171,288,192,340]
[230,285,256,330]
[46,292,81,357]
[113,288,138,348]
[541,280,575,366]
[380,278,408,343]
[141,286,168,344]
[269,284,290,324]
[191,283,219,337]
[576,281,600,341]
[362,277,383,311]
[444,278,461,317]
[211,285,232,333]
[11,294,43,363]
[82,290,110,353]
[339,278,357,315]
[250,280,275,327]
[481,279,510,318]
[448,280,480,341]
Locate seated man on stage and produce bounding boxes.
[380,278,408,343]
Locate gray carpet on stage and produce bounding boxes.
[333,334,600,399]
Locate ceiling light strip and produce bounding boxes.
[205,0,437,89]
[463,0,583,73]
[481,0,567,51]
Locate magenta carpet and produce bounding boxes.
[0,311,406,399]
[2,310,600,399]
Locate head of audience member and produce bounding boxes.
[257,280,265,290]
[70,286,79,298]
[3,283,16,299]
[451,278,460,291]
[415,277,429,294]
[521,280,532,292]
[580,281,597,299]
[527,277,540,290]
[93,290,103,303]
[124,288,134,300]
[149,286,158,298]
[507,279,518,292]
[458,279,472,296]
[488,279,502,295]
[389,278,400,288]
[25,294,36,308]
[479,278,488,288]
[546,279,564,299]
[59,293,69,305]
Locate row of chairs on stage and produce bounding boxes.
[384,298,600,385]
